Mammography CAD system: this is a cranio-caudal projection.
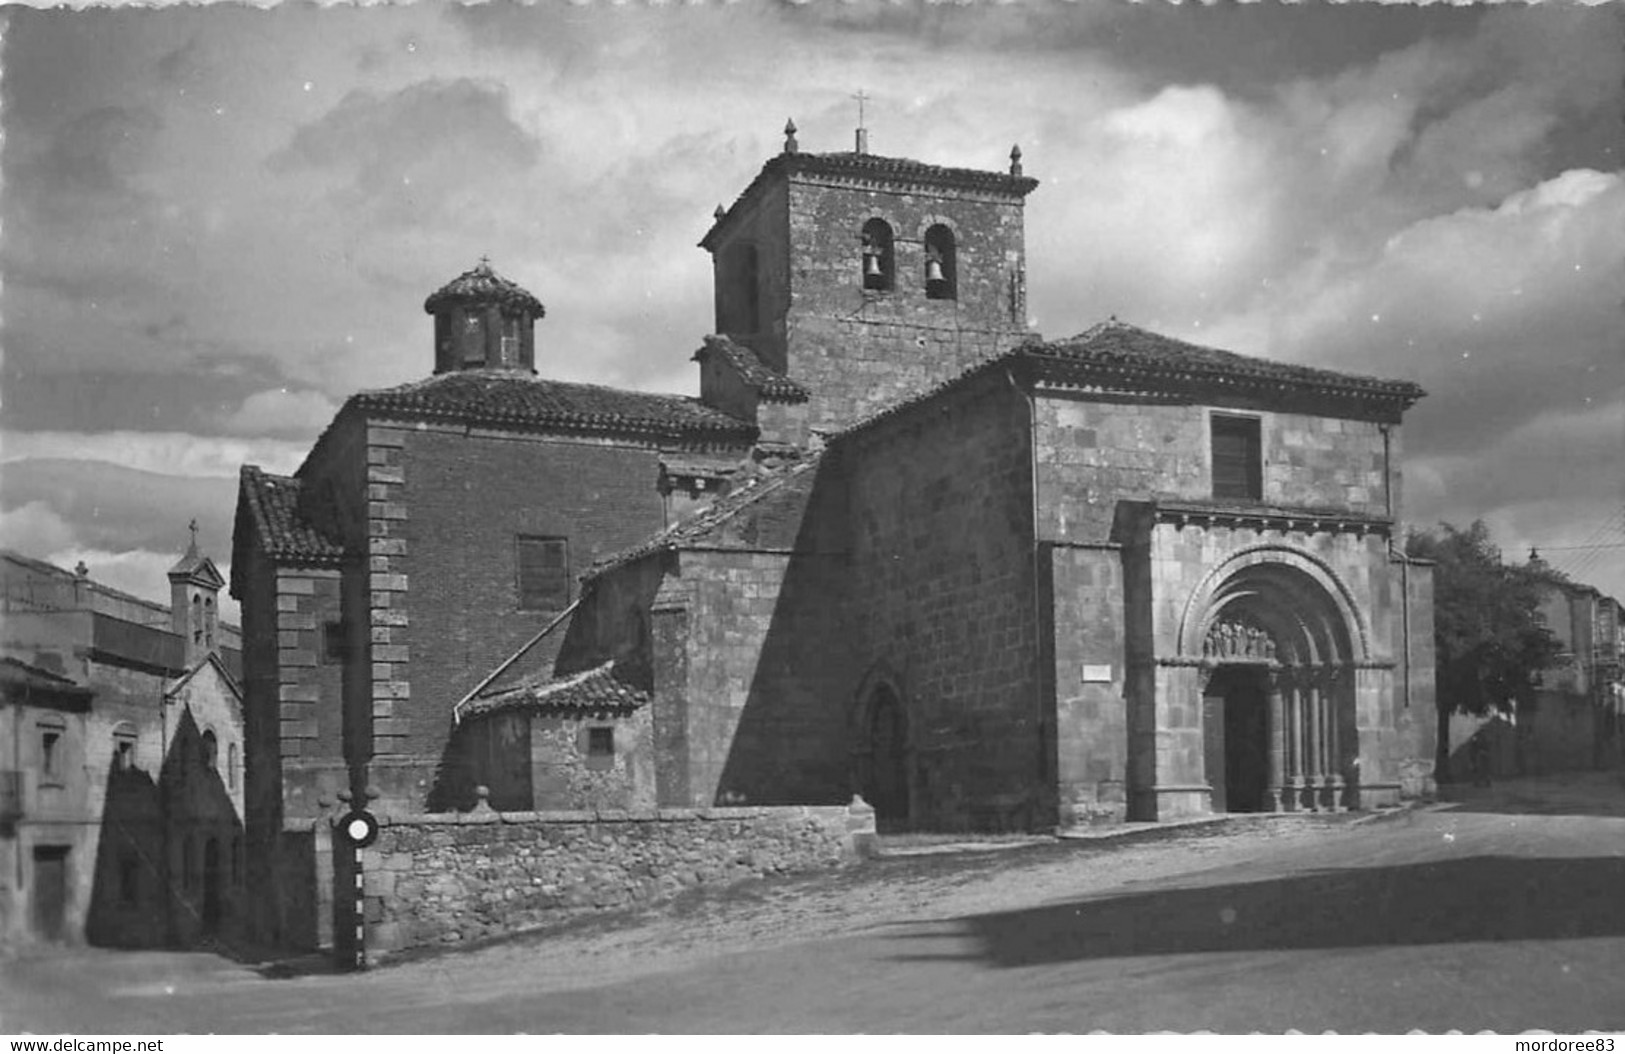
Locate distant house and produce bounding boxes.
[1445,570,1624,781]
[0,544,246,947]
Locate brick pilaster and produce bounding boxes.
[367,425,412,755]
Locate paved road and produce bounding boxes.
[6,773,1625,1034]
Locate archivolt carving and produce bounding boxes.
[1202,617,1277,661]
[1176,543,1371,662]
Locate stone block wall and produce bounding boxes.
[840,371,1046,830]
[783,178,1031,436]
[1034,393,1396,544]
[1046,544,1130,826]
[356,802,870,957]
[677,548,855,809]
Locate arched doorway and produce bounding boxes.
[856,681,910,831]
[1186,556,1362,814]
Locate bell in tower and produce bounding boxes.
[424,258,546,374]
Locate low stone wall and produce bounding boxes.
[359,800,874,957]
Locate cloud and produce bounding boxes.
[0,501,79,555]
[219,389,342,438]
[1199,167,1623,456]
[1,430,309,478]
[267,78,542,225]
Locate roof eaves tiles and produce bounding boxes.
[832,320,1426,445]
[463,659,651,720]
[238,466,346,567]
[348,372,758,442]
[585,453,821,582]
[693,336,811,403]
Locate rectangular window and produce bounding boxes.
[40,730,62,781]
[1211,414,1263,501]
[586,726,615,771]
[517,536,570,612]
[322,620,347,663]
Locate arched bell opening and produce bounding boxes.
[1193,561,1360,814]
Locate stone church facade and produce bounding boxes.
[233,127,1436,944]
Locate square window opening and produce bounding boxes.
[517,536,570,612]
[586,726,615,771]
[1211,414,1263,502]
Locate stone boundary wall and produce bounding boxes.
[358,800,875,957]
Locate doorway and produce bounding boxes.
[30,845,70,942]
[1203,667,1271,813]
[863,684,910,832]
[202,837,222,935]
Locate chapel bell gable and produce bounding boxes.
[425,258,546,374]
[168,523,226,667]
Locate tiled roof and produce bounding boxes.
[587,452,821,580]
[348,371,757,442]
[837,318,1426,442]
[423,260,545,317]
[462,659,651,720]
[703,149,1037,250]
[1029,319,1426,402]
[236,466,346,566]
[693,335,810,402]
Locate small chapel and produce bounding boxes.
[233,122,1437,948]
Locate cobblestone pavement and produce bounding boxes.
[5,772,1624,1034]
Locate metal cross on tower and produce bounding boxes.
[852,88,870,154]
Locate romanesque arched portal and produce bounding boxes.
[1184,557,1361,813]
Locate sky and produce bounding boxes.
[1,0,1622,622]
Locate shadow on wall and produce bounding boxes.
[888,854,1625,968]
[714,460,855,810]
[84,707,245,949]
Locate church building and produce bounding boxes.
[232,123,1437,947]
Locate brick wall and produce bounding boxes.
[272,567,345,820]
[356,801,872,957]
[839,371,1046,830]
[366,421,748,809]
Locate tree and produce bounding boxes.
[1407,520,1562,719]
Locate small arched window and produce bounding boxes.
[191,594,203,643]
[113,722,139,772]
[500,316,520,365]
[861,219,895,292]
[201,729,218,773]
[924,224,957,301]
[204,597,215,649]
[227,742,238,791]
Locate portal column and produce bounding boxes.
[1325,666,1346,812]
[1284,668,1304,812]
[1266,673,1285,813]
[1304,670,1323,812]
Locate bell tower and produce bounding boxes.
[424,258,546,374]
[169,520,225,668]
[699,121,1039,435]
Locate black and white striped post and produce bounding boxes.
[339,807,379,971]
